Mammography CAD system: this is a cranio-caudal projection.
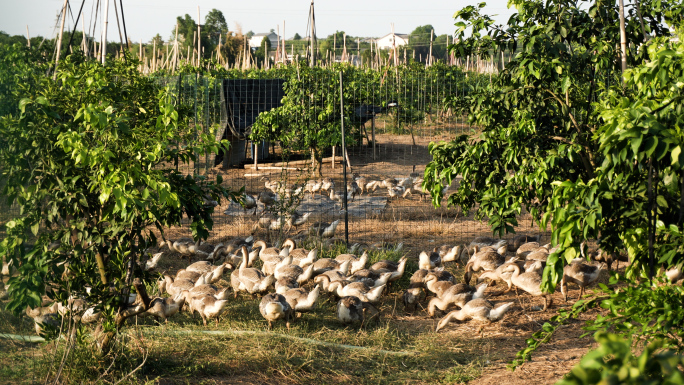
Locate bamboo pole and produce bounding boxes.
[54,0,69,79]
[26,25,31,48]
[197,6,201,66]
[618,0,627,81]
[102,0,110,64]
[174,23,179,71]
[428,28,433,67]
[152,38,156,71]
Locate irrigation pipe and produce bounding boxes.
[1,329,412,356]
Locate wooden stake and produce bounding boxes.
[197,6,201,66]
[152,38,156,71]
[102,0,110,65]
[428,29,434,67]
[54,0,69,79]
[174,23,179,71]
[26,25,30,48]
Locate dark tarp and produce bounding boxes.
[219,79,286,140]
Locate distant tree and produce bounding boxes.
[173,14,213,59]
[220,32,244,64]
[246,30,255,39]
[324,31,347,56]
[293,32,301,40]
[204,9,228,46]
[254,36,271,65]
[150,33,164,46]
[409,25,435,62]
[270,28,275,33]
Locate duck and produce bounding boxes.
[275,262,315,284]
[334,251,368,274]
[419,250,442,270]
[508,234,542,252]
[463,249,506,285]
[427,284,488,317]
[259,293,294,329]
[282,285,321,316]
[312,258,350,276]
[560,259,605,301]
[191,295,230,326]
[328,281,386,303]
[230,246,277,297]
[141,291,186,323]
[510,264,551,311]
[435,298,515,332]
[336,296,379,325]
[309,220,341,238]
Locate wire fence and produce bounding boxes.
[0,63,538,249]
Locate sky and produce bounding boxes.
[0,0,516,43]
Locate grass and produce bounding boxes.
[0,244,494,385]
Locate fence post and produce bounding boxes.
[340,70,349,246]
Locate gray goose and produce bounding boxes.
[510,264,551,311]
[275,262,315,284]
[282,285,321,317]
[230,247,276,297]
[427,283,488,317]
[191,295,230,326]
[259,293,294,329]
[334,251,368,274]
[435,298,515,332]
[336,296,379,325]
[141,292,186,323]
[508,234,542,252]
[419,250,442,270]
[560,259,605,301]
[463,249,506,285]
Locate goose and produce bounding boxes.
[26,307,61,337]
[304,179,323,196]
[290,247,318,268]
[329,189,354,203]
[402,183,428,200]
[252,239,295,262]
[173,238,203,258]
[275,262,315,284]
[666,266,684,284]
[428,284,488,317]
[508,234,542,252]
[309,220,341,238]
[510,264,551,311]
[320,177,335,194]
[382,178,398,189]
[560,259,605,301]
[329,281,386,303]
[259,293,294,329]
[287,211,312,230]
[516,242,541,257]
[336,296,379,325]
[365,179,383,193]
[348,271,393,288]
[312,258,350,276]
[436,245,463,264]
[347,181,361,201]
[141,252,164,271]
[313,270,348,291]
[242,194,258,215]
[525,247,549,262]
[371,256,409,284]
[403,286,426,312]
[419,250,442,270]
[191,295,230,326]
[230,247,276,297]
[258,190,277,207]
[186,260,225,275]
[353,174,368,193]
[387,186,405,200]
[463,249,506,285]
[476,259,523,292]
[335,251,368,274]
[282,285,321,316]
[175,269,203,282]
[469,237,508,254]
[435,298,515,332]
[162,275,206,297]
[189,284,231,301]
[369,241,404,252]
[141,292,186,323]
[275,277,299,294]
[262,255,294,276]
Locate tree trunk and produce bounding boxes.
[96,278,151,355]
[310,148,323,177]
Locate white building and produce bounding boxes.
[376,33,409,50]
[249,32,278,50]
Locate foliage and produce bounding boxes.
[556,333,684,385]
[408,25,449,62]
[204,9,229,47]
[0,56,235,350]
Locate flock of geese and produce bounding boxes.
[16,231,617,336]
[231,171,445,233]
